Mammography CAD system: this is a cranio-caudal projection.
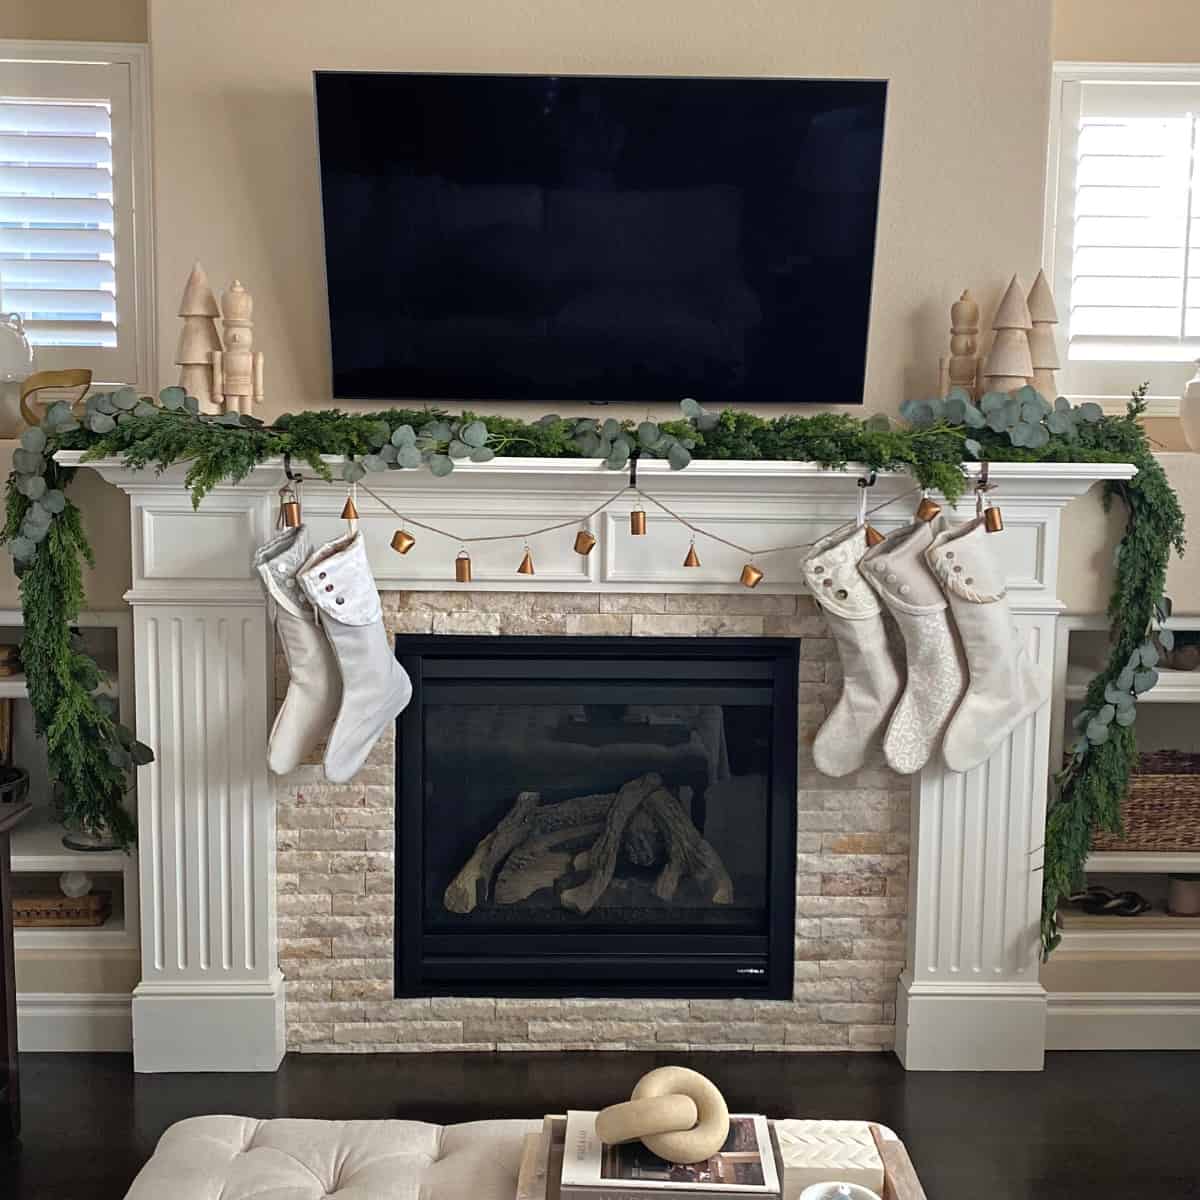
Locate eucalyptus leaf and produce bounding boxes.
[1071,710,1092,732]
[20,427,46,454]
[21,519,48,544]
[606,440,630,467]
[378,444,398,464]
[1158,628,1175,652]
[986,410,1011,434]
[1115,706,1138,727]
[428,454,454,477]
[422,421,453,443]
[397,445,423,469]
[130,740,155,766]
[92,392,116,415]
[215,411,242,427]
[468,446,495,463]
[1139,642,1159,667]
[361,455,387,473]
[1078,402,1104,423]
[1025,424,1050,449]
[943,394,965,424]
[107,746,132,769]
[41,489,66,514]
[979,391,1009,414]
[963,438,982,458]
[448,440,471,460]
[112,387,140,411]
[680,397,704,419]
[8,536,35,562]
[461,420,488,448]
[696,412,721,432]
[391,424,417,447]
[638,421,660,446]
[341,460,366,483]
[961,404,986,429]
[18,475,46,500]
[12,448,44,475]
[1055,395,1071,412]
[1096,703,1115,725]
[134,400,157,417]
[1133,668,1159,694]
[667,443,691,470]
[157,386,185,410]
[576,433,601,457]
[184,395,200,414]
[1103,682,1127,706]
[1047,411,1073,435]
[1085,720,1110,745]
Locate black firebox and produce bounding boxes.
[394,636,798,999]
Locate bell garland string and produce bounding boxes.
[1,384,1183,956]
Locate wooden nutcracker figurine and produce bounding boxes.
[211,280,264,415]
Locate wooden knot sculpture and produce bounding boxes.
[595,1066,730,1164]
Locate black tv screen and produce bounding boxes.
[314,72,886,405]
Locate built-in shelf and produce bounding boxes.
[1057,907,1200,952]
[1065,664,1200,704]
[9,812,133,874]
[1086,851,1200,874]
[0,674,117,701]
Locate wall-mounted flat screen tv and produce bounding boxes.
[314,72,887,405]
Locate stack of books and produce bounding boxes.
[518,1111,781,1200]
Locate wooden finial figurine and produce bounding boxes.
[948,290,981,398]
[175,262,221,412]
[980,274,1034,395]
[211,280,264,414]
[1026,269,1060,401]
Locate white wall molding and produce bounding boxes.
[17,993,133,1052]
[63,453,1135,1073]
[1046,991,1200,1050]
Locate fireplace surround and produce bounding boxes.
[394,635,799,998]
[62,452,1137,1072]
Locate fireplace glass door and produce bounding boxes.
[395,636,798,998]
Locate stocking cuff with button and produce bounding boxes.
[926,515,1049,772]
[860,516,967,774]
[297,532,412,783]
[802,526,904,777]
[254,526,341,775]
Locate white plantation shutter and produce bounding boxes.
[1048,71,1200,407]
[0,51,149,386]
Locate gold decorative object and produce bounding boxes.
[454,550,472,583]
[740,563,764,588]
[915,496,941,522]
[630,508,647,536]
[391,528,416,555]
[340,495,359,521]
[574,529,597,556]
[516,546,535,575]
[984,505,1004,533]
[19,368,92,428]
[683,542,701,568]
[865,525,886,547]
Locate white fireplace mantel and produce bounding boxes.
[59,452,1136,1073]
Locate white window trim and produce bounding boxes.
[0,39,155,391]
[1045,61,1200,416]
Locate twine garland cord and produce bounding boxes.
[355,478,926,559]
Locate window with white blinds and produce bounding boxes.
[0,49,150,387]
[1048,69,1200,407]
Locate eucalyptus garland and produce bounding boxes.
[2,386,1182,955]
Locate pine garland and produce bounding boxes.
[2,389,1182,955]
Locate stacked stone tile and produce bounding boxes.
[277,591,908,1053]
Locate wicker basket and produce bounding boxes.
[1091,750,1200,853]
[13,891,112,928]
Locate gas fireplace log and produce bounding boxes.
[494,821,605,905]
[443,790,542,914]
[643,786,735,905]
[560,774,662,915]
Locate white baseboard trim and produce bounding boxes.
[17,992,132,1051]
[1046,991,1200,1050]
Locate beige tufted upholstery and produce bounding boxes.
[125,1116,540,1200]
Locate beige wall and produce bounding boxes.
[1053,0,1200,63]
[1,0,147,42]
[148,0,1053,424]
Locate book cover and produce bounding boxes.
[561,1111,780,1198]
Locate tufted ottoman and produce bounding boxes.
[125,1116,540,1199]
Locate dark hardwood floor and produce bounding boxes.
[1,1049,1197,1199]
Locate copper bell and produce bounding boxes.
[454,550,472,583]
[390,528,416,555]
[683,542,701,568]
[915,496,942,522]
[516,547,535,576]
[574,529,597,556]
[864,524,886,547]
[984,505,1004,533]
[630,508,647,536]
[740,563,764,589]
[340,495,359,521]
[279,491,301,529]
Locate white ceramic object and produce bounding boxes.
[774,1119,886,1198]
[59,871,93,899]
[1181,360,1200,452]
[798,1185,881,1200]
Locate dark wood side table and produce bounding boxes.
[0,799,31,1140]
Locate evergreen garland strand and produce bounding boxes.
[2,389,1183,955]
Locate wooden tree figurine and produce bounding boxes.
[174,262,221,412]
[211,280,264,415]
[1027,269,1060,401]
[981,274,1033,394]
[948,289,981,398]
